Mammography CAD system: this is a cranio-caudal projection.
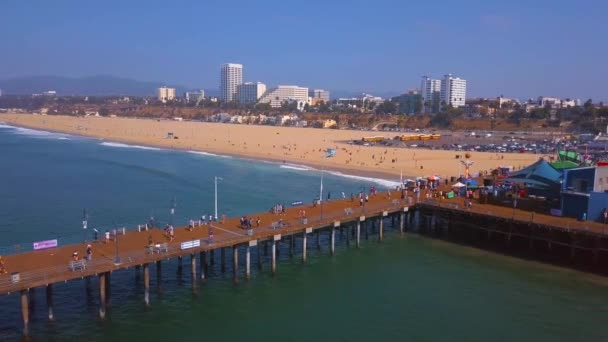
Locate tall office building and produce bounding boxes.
[158,86,176,102]
[441,74,467,108]
[420,76,442,113]
[237,82,267,104]
[220,63,243,103]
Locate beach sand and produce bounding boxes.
[0,113,539,181]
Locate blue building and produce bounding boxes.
[561,166,608,221]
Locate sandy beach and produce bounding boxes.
[0,113,539,181]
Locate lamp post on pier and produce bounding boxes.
[215,176,223,221]
[113,221,121,265]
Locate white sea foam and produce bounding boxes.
[0,124,71,140]
[279,164,314,171]
[188,150,232,158]
[325,170,401,188]
[100,142,161,150]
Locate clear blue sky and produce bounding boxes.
[1,0,606,100]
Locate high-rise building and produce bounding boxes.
[309,89,330,103]
[421,76,442,113]
[220,63,243,103]
[158,86,176,102]
[258,85,309,109]
[237,82,267,104]
[441,74,467,108]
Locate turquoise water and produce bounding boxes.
[0,123,607,341]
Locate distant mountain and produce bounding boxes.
[0,75,189,96]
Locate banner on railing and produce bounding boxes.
[180,239,200,250]
[33,239,58,251]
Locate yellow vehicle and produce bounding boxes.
[361,136,385,142]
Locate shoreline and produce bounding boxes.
[0,114,540,182]
[0,120,405,185]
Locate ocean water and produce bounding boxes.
[0,123,607,341]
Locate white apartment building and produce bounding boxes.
[309,89,330,102]
[185,90,205,103]
[237,82,267,104]
[220,63,243,103]
[258,85,309,109]
[420,76,442,112]
[158,86,176,102]
[441,74,467,108]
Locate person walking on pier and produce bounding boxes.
[603,209,607,224]
[208,226,214,243]
[86,244,92,261]
[0,256,7,274]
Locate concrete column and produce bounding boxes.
[345,225,350,247]
[99,273,107,319]
[400,212,405,234]
[356,221,361,248]
[302,230,308,263]
[233,246,239,281]
[330,227,336,255]
[257,243,263,270]
[271,239,277,275]
[200,251,207,281]
[46,284,54,321]
[143,263,150,307]
[21,289,29,336]
[316,230,321,250]
[379,218,384,241]
[365,221,369,240]
[105,271,111,306]
[191,254,197,288]
[221,248,226,273]
[289,235,294,258]
[246,245,251,280]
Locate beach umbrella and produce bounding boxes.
[427,175,440,181]
[452,182,466,188]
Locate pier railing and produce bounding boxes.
[0,199,408,293]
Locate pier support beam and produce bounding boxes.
[331,225,336,256]
[191,254,197,290]
[400,212,405,234]
[379,217,384,242]
[99,273,107,319]
[246,245,251,280]
[200,251,207,281]
[303,228,311,263]
[257,243,263,270]
[233,246,239,282]
[345,225,350,247]
[316,230,321,250]
[289,235,294,258]
[221,248,226,273]
[46,284,54,321]
[272,235,279,275]
[21,289,29,337]
[143,263,150,307]
[356,219,362,248]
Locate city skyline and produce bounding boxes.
[0,0,606,101]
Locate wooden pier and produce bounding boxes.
[2,192,608,336]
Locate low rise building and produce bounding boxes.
[258,85,309,110]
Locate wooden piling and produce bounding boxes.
[191,254,197,289]
[221,248,226,273]
[271,236,278,275]
[233,246,239,281]
[143,263,150,306]
[21,289,29,336]
[379,218,384,241]
[99,273,107,319]
[331,226,336,255]
[356,220,361,248]
[302,229,308,263]
[46,284,54,321]
[246,245,251,280]
[200,251,207,281]
[400,212,405,234]
[316,230,321,250]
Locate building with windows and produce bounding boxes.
[158,86,176,103]
[309,89,330,105]
[220,63,243,103]
[237,82,266,104]
[441,74,467,108]
[420,76,442,113]
[185,90,205,103]
[258,85,309,110]
[392,89,423,115]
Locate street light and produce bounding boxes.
[215,176,223,220]
[82,208,88,243]
[113,221,121,265]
